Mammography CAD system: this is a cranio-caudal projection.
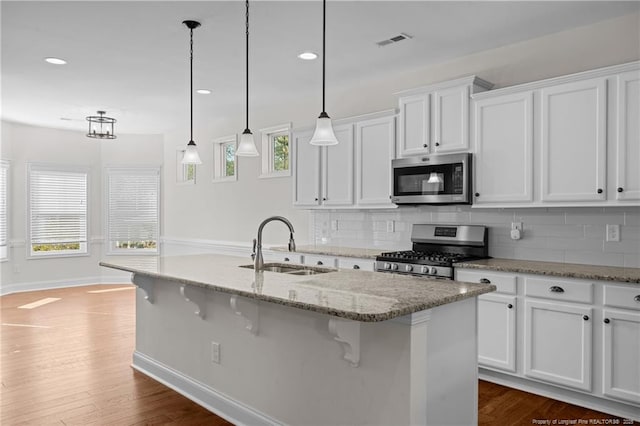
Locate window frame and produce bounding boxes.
[176,148,197,185]
[105,166,161,256]
[260,123,292,179]
[0,160,10,262]
[27,163,90,259]
[212,135,238,183]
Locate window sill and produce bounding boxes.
[27,251,91,260]
[259,171,291,179]
[212,176,237,184]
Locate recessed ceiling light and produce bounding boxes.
[45,57,67,65]
[196,89,211,95]
[297,52,318,61]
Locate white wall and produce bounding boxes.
[0,120,163,293]
[162,13,640,252]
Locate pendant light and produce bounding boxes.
[86,111,116,139]
[236,0,259,157]
[181,20,203,165]
[309,0,338,146]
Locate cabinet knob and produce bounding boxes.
[583,315,589,321]
[479,278,491,284]
[597,188,603,194]
[314,198,319,201]
[435,142,440,147]
[549,286,564,293]
[507,304,513,309]
[604,318,610,324]
[353,265,360,270]
[475,192,480,197]
[423,144,428,148]
[617,187,624,193]
[634,295,640,302]
[323,197,327,201]
[283,257,290,262]
[317,261,323,266]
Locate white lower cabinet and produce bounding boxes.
[302,254,338,268]
[478,294,517,372]
[524,299,593,391]
[602,309,640,404]
[337,257,375,271]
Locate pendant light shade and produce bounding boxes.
[181,20,202,165]
[310,0,338,146]
[236,0,260,157]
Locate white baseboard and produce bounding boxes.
[0,275,132,296]
[132,351,282,426]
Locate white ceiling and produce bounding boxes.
[2,1,638,136]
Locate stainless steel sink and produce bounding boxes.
[240,262,334,275]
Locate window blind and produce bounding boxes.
[29,166,88,249]
[0,162,8,259]
[107,168,159,252]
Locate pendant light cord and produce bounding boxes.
[245,0,250,131]
[322,0,326,113]
[190,27,194,142]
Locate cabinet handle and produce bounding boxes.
[479,278,491,284]
[283,257,290,262]
[549,286,564,293]
[435,142,440,147]
[353,265,360,270]
[475,192,480,197]
[317,261,323,266]
[507,304,513,309]
[634,295,640,302]
[423,144,428,148]
[583,315,589,321]
[617,187,624,193]
[604,318,610,324]
[597,188,603,194]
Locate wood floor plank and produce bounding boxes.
[1,284,636,425]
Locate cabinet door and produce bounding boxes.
[524,299,592,391]
[292,130,321,207]
[322,124,354,207]
[433,85,469,153]
[398,93,430,156]
[615,71,640,201]
[478,294,517,373]
[602,309,640,404]
[474,92,533,204]
[356,116,396,206]
[541,78,607,202]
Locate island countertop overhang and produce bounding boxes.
[100,253,496,322]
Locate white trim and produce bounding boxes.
[294,109,399,134]
[0,160,10,262]
[0,275,130,296]
[259,123,292,179]
[212,135,238,183]
[132,351,283,426]
[394,75,493,96]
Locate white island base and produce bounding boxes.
[131,276,479,425]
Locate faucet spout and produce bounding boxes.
[253,216,296,271]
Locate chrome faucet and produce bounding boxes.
[252,216,296,270]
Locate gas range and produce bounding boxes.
[375,224,489,279]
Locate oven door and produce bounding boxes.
[391,153,471,204]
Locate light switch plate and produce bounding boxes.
[211,341,220,364]
[386,220,395,233]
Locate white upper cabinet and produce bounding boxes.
[615,70,640,201]
[322,124,354,207]
[471,61,639,208]
[474,92,534,204]
[541,77,607,202]
[292,130,321,207]
[397,76,493,158]
[356,115,396,206]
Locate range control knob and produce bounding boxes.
[391,263,399,271]
[405,265,414,272]
[430,267,438,275]
[421,266,429,274]
[383,262,392,270]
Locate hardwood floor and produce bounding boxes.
[1,285,635,425]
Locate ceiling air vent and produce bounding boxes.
[376,33,412,47]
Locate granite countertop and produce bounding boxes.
[456,258,640,284]
[271,245,383,260]
[100,254,495,322]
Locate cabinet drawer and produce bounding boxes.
[337,258,375,271]
[456,270,517,294]
[263,251,303,264]
[603,284,640,311]
[524,277,593,304]
[303,254,338,268]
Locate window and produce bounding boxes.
[28,164,88,258]
[260,123,291,178]
[106,167,160,255]
[213,135,237,182]
[0,161,9,261]
[176,149,196,184]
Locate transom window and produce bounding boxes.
[28,164,89,258]
[260,123,291,178]
[213,135,237,182]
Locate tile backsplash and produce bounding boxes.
[311,206,640,267]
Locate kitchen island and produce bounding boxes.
[100,253,495,425]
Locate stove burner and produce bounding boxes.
[378,250,470,264]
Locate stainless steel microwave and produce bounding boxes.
[391,153,472,205]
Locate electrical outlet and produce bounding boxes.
[211,341,220,364]
[331,220,338,231]
[386,220,395,233]
[606,224,620,242]
[511,222,523,231]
